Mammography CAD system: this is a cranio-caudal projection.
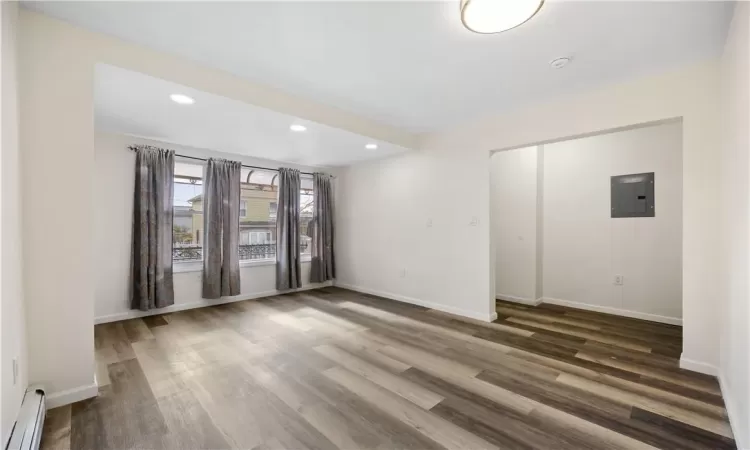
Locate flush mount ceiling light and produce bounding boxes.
[365,143,378,150]
[290,124,307,132]
[460,0,544,34]
[169,94,195,105]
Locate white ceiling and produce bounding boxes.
[25,1,734,133]
[95,64,408,167]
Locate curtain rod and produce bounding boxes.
[128,145,322,177]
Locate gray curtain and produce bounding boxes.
[202,158,242,299]
[276,168,301,290]
[130,146,175,311]
[310,173,336,283]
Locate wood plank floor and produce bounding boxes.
[42,288,735,450]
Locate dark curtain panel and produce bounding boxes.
[130,146,175,311]
[310,173,336,283]
[276,168,301,290]
[202,158,242,299]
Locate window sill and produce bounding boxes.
[174,261,202,273]
[173,255,312,274]
[240,258,276,268]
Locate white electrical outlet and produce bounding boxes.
[400,268,407,278]
[12,357,18,385]
[614,275,624,286]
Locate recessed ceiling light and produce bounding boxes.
[170,94,195,105]
[365,143,378,150]
[460,0,543,34]
[550,57,571,69]
[290,124,307,132]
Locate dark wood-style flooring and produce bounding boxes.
[42,288,735,449]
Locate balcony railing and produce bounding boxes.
[173,242,309,262]
[239,243,276,260]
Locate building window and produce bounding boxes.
[269,201,278,220]
[240,200,247,218]
[173,161,204,262]
[250,231,271,244]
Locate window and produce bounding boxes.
[173,164,314,264]
[239,168,277,261]
[173,161,204,262]
[300,177,314,257]
[250,231,272,244]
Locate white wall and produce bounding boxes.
[17,9,410,405]
[718,2,749,448]
[336,144,496,321]
[543,122,683,323]
[1,1,27,445]
[337,60,721,370]
[491,146,539,303]
[20,8,97,404]
[94,131,328,323]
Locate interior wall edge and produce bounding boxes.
[335,282,497,323]
[94,282,333,324]
[534,144,544,300]
[495,294,543,306]
[719,372,750,450]
[542,297,682,326]
[45,380,98,410]
[678,354,719,376]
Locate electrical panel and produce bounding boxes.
[611,172,655,218]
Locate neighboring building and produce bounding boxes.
[187,182,313,255]
[173,205,194,244]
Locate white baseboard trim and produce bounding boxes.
[679,354,719,376]
[541,297,682,326]
[335,282,497,323]
[496,294,542,306]
[718,372,749,450]
[46,382,98,409]
[95,282,333,324]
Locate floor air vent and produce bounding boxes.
[6,386,45,450]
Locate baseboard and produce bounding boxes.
[679,354,719,376]
[496,294,543,306]
[718,372,749,450]
[335,282,497,322]
[541,297,682,326]
[46,382,98,409]
[94,282,333,324]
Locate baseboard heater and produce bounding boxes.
[6,386,45,450]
